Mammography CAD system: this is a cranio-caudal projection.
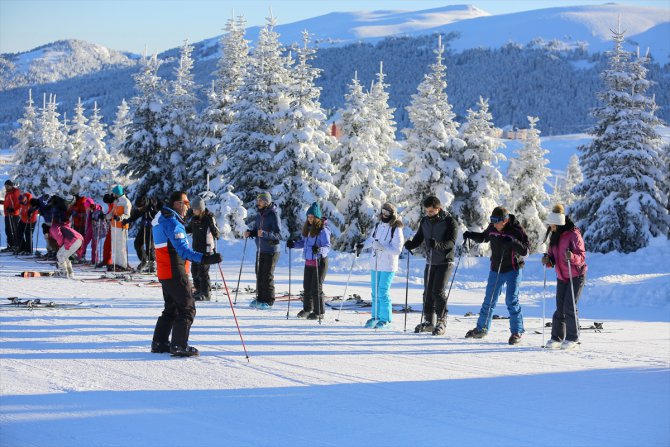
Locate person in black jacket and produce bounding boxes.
[463,206,530,345]
[122,196,160,272]
[403,196,458,336]
[186,196,220,301]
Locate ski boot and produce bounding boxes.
[465,327,487,339]
[170,344,199,357]
[151,341,171,353]
[414,320,434,333]
[561,340,579,350]
[296,309,311,318]
[508,333,522,345]
[306,312,324,320]
[374,320,391,330]
[544,338,562,349]
[364,318,378,328]
[432,319,447,336]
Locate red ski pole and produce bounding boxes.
[217,262,250,361]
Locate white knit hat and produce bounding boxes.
[545,212,565,226]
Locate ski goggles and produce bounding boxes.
[489,215,508,224]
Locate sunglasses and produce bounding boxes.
[381,209,393,217]
[490,215,508,224]
[177,200,190,207]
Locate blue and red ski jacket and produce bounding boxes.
[152,207,203,281]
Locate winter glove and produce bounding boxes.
[463,231,473,240]
[244,230,252,238]
[311,245,320,255]
[427,239,437,249]
[372,240,385,252]
[355,242,364,257]
[286,239,295,249]
[121,219,129,225]
[201,252,222,265]
[6,207,14,214]
[565,249,572,262]
[113,215,121,221]
[29,198,39,207]
[541,254,553,268]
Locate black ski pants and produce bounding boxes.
[191,261,211,296]
[4,215,20,248]
[551,275,585,342]
[422,262,454,322]
[256,252,279,305]
[153,276,196,348]
[17,221,35,253]
[303,256,328,315]
[134,225,155,264]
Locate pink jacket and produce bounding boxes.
[548,227,587,281]
[49,222,84,250]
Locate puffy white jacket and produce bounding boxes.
[362,221,404,272]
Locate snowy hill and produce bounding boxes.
[0,39,137,91]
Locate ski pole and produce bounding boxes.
[566,251,580,343]
[234,237,248,305]
[443,241,466,324]
[315,244,322,325]
[286,243,292,319]
[34,216,41,254]
[482,246,506,334]
[217,262,250,361]
[403,249,411,332]
[542,261,548,348]
[335,254,357,322]
[418,247,433,331]
[373,248,380,329]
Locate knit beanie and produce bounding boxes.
[306,202,322,219]
[111,184,124,196]
[545,204,566,226]
[257,192,272,203]
[192,196,206,211]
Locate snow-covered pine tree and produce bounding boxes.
[196,15,250,196]
[121,53,169,201]
[571,26,669,252]
[214,14,290,209]
[553,154,583,207]
[271,31,342,238]
[11,89,41,189]
[107,99,133,178]
[506,116,550,252]
[66,98,89,177]
[35,94,71,196]
[400,36,466,230]
[212,185,248,239]
[456,97,509,235]
[70,102,115,201]
[332,69,395,250]
[162,39,198,194]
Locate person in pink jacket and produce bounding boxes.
[49,216,84,279]
[541,204,587,350]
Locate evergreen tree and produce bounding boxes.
[11,90,41,188]
[121,54,169,201]
[197,16,250,196]
[400,37,466,230]
[333,70,395,249]
[211,185,248,240]
[70,103,115,201]
[109,99,131,157]
[214,14,290,209]
[506,116,550,252]
[271,31,342,238]
[571,27,669,252]
[67,98,89,165]
[553,154,583,207]
[162,40,199,193]
[456,97,509,234]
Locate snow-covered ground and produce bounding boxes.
[1,235,668,446]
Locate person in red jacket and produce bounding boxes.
[17,192,39,254]
[542,204,588,350]
[68,193,93,261]
[2,179,21,252]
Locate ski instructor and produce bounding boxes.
[151,191,222,357]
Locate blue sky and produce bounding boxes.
[1,0,668,54]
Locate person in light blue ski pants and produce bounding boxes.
[371,270,395,325]
[475,268,524,334]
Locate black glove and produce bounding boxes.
[29,198,39,207]
[311,245,319,255]
[403,240,413,250]
[201,252,222,265]
[113,215,121,221]
[428,239,436,248]
[121,219,129,225]
[355,242,364,257]
[6,207,14,213]
[286,239,295,249]
[463,231,473,240]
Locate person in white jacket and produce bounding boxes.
[356,202,404,329]
[107,184,132,271]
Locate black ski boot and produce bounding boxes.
[151,341,171,353]
[170,344,199,357]
[297,310,311,318]
[465,328,487,339]
[508,333,522,345]
[414,320,434,333]
[432,319,447,336]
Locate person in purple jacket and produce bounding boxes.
[287,202,331,321]
[542,204,588,350]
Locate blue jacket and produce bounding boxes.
[293,221,331,261]
[248,203,282,253]
[152,207,203,280]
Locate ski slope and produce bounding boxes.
[1,236,668,446]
